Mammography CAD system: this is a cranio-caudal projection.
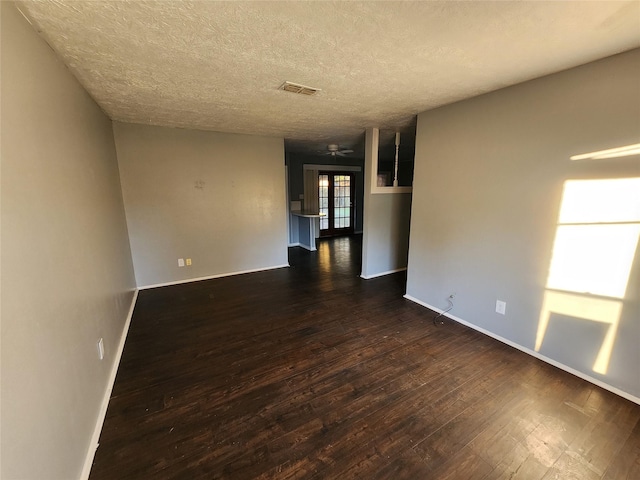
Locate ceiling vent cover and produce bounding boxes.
[280,81,320,96]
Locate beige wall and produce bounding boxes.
[1,3,137,479]
[407,49,640,399]
[361,128,412,279]
[113,122,288,288]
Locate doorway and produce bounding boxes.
[319,172,355,237]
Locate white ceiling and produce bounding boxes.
[15,1,640,156]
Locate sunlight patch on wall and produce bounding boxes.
[546,224,640,298]
[570,143,640,161]
[536,177,640,375]
[537,291,623,374]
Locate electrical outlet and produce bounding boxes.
[178,258,185,267]
[496,300,506,315]
[186,258,192,266]
[97,338,105,360]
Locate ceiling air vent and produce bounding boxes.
[280,81,320,96]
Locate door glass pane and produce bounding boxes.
[333,175,350,230]
[319,174,329,230]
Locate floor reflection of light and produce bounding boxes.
[318,240,330,266]
[318,240,334,287]
[536,177,640,375]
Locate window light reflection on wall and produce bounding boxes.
[570,143,640,161]
[536,177,640,375]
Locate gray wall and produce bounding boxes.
[361,129,412,278]
[362,194,412,277]
[114,122,288,287]
[1,3,137,479]
[406,49,640,399]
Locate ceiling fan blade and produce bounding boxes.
[340,149,354,154]
[335,151,346,156]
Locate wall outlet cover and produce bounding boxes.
[178,258,185,267]
[496,300,507,315]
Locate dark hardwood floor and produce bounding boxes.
[90,235,640,479]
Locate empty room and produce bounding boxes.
[2,1,639,479]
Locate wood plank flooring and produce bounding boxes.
[90,235,640,479]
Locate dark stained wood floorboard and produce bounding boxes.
[89,235,640,479]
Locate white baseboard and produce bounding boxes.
[403,294,640,405]
[81,289,139,480]
[138,264,290,290]
[361,267,407,280]
[288,242,301,247]
[297,244,316,252]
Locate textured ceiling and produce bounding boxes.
[15,1,640,156]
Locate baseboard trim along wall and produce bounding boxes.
[360,267,407,280]
[138,264,291,290]
[288,242,301,248]
[81,289,139,480]
[403,294,640,406]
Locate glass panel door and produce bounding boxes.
[319,172,355,236]
[334,175,351,230]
